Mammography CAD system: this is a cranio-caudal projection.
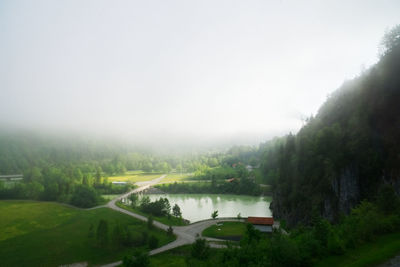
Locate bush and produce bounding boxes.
[122,251,149,267]
[377,184,400,215]
[148,235,159,249]
[191,238,210,259]
[267,233,301,267]
[70,185,100,208]
[327,231,345,255]
[167,225,174,236]
[147,216,153,229]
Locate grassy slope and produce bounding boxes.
[116,201,188,226]
[202,221,246,239]
[101,194,120,200]
[316,231,400,267]
[0,200,175,267]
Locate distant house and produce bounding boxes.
[112,181,127,185]
[247,216,274,232]
[246,165,253,172]
[0,174,23,181]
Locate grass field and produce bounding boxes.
[202,221,247,240]
[160,173,194,183]
[0,200,175,266]
[108,171,163,183]
[116,201,188,226]
[316,231,400,267]
[101,194,120,200]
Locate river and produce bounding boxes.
[141,194,272,223]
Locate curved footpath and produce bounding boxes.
[101,175,243,267]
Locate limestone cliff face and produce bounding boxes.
[331,166,360,214]
[271,169,360,226]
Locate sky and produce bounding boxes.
[0,0,399,147]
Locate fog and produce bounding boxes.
[1,0,399,147]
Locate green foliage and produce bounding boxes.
[172,203,182,218]
[117,201,187,226]
[70,185,100,208]
[267,232,301,267]
[147,216,154,229]
[167,225,174,236]
[381,24,400,55]
[140,197,171,217]
[191,238,210,260]
[96,219,109,248]
[129,193,138,208]
[211,210,218,219]
[123,251,150,267]
[112,222,125,248]
[156,177,262,196]
[148,235,159,249]
[376,184,400,215]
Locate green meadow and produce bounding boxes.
[0,200,175,266]
[160,173,194,184]
[108,171,163,183]
[202,221,247,240]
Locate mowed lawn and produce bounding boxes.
[0,200,175,267]
[108,171,163,183]
[202,221,247,240]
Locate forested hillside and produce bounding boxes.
[262,26,400,226]
[0,130,263,205]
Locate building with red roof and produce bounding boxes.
[247,216,274,232]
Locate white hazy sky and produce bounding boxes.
[0,0,399,145]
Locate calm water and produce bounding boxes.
[140,194,272,223]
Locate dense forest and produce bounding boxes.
[260,25,400,226]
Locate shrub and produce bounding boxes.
[191,238,210,259]
[70,185,99,208]
[148,235,159,249]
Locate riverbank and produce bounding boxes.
[116,201,188,226]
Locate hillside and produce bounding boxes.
[263,26,400,226]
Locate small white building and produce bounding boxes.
[112,181,127,185]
